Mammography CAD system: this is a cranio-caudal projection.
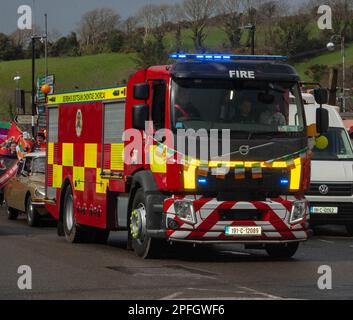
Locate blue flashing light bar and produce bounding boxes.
[198,177,208,185]
[280,178,289,186]
[169,53,288,62]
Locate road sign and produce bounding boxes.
[36,75,55,103]
[37,114,47,128]
[14,115,39,125]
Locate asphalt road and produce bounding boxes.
[0,206,352,300]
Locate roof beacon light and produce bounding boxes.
[169,53,288,62]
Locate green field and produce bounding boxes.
[295,42,353,81]
[0,41,352,119]
[0,53,136,118]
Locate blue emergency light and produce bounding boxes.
[197,177,208,185]
[280,178,289,186]
[169,53,288,62]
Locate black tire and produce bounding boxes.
[7,207,19,220]
[62,186,85,243]
[346,225,353,236]
[26,197,41,227]
[130,188,165,259]
[265,242,299,260]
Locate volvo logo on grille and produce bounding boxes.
[319,185,329,195]
[239,145,250,156]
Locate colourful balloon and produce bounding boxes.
[315,135,329,150]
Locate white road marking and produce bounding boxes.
[160,292,183,300]
[319,239,335,244]
[186,286,287,300]
[238,286,285,300]
[220,251,251,256]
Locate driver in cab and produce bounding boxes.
[174,88,200,122]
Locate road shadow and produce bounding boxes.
[107,231,297,263]
[312,225,351,237]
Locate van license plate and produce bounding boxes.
[225,226,262,236]
[310,207,338,214]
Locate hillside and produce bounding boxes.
[0,43,353,119]
[0,53,136,118]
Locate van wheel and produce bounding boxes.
[26,197,40,227]
[265,242,299,260]
[130,189,165,259]
[7,207,19,220]
[346,225,353,236]
[63,186,84,243]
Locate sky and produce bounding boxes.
[0,0,307,36]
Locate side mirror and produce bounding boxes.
[133,104,149,130]
[313,88,328,105]
[316,108,329,134]
[133,83,149,100]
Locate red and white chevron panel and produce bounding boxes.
[164,195,309,242]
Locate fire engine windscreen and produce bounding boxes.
[171,79,305,134]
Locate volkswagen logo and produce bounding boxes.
[239,145,250,156]
[319,185,329,195]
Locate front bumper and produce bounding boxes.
[32,199,47,215]
[163,195,310,243]
[306,201,353,225]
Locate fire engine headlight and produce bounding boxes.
[290,201,307,224]
[174,200,196,225]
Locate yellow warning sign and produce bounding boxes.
[47,86,127,105]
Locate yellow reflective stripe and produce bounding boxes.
[208,161,287,168]
[47,142,54,165]
[62,143,73,167]
[290,158,302,191]
[85,144,97,168]
[73,167,85,191]
[183,158,302,191]
[183,164,197,190]
[150,145,167,174]
[96,168,109,194]
[111,143,124,171]
[52,165,62,188]
[47,87,127,105]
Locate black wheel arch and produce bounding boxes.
[127,171,166,235]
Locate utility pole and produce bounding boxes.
[45,13,48,78]
[31,36,36,137]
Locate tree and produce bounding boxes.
[122,16,139,51]
[305,64,328,82]
[274,15,311,57]
[78,8,121,53]
[182,0,216,51]
[216,0,243,50]
[134,4,172,67]
[170,4,185,52]
[50,32,80,57]
[258,1,281,50]
[0,33,17,61]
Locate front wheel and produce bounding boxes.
[63,186,84,243]
[265,242,299,260]
[130,189,165,259]
[26,197,41,227]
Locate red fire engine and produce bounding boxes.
[45,54,328,259]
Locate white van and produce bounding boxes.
[305,104,353,236]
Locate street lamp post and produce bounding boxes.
[31,34,47,137]
[327,35,346,112]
